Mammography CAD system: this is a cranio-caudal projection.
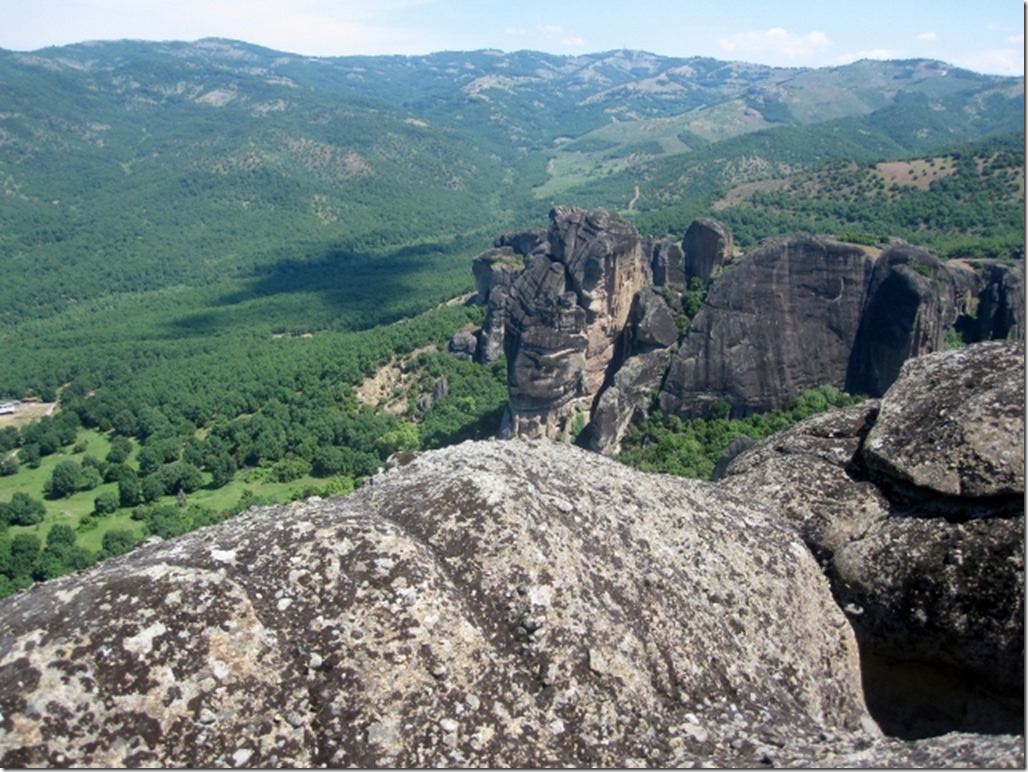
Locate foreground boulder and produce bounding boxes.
[2,441,872,767]
[721,340,1025,740]
[1,435,1023,767]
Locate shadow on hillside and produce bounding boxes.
[165,242,468,337]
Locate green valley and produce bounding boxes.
[0,40,1022,598]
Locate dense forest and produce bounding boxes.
[0,41,1022,598]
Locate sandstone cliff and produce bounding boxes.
[499,207,652,440]
[471,208,1024,453]
[0,343,1022,768]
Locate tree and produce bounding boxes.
[18,443,41,469]
[207,452,237,489]
[46,524,77,550]
[93,491,120,516]
[118,471,143,508]
[0,426,19,453]
[45,460,83,499]
[0,455,19,476]
[141,475,165,504]
[1,492,46,526]
[100,529,136,559]
[8,533,41,577]
[106,436,133,465]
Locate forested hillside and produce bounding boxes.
[0,40,1022,598]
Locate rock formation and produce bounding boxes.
[683,217,733,283]
[500,207,652,440]
[845,244,980,397]
[1,343,1024,767]
[660,233,875,418]
[649,238,686,287]
[720,340,1025,741]
[467,208,1023,455]
[471,246,526,363]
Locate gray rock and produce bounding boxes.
[447,330,478,361]
[0,440,875,768]
[863,339,1025,497]
[501,207,652,440]
[649,238,686,287]
[845,243,980,397]
[589,349,673,454]
[683,217,732,284]
[661,234,874,418]
[721,342,1025,740]
[629,288,679,352]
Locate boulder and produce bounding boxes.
[649,238,686,287]
[862,339,1025,497]
[965,258,1024,345]
[628,288,679,353]
[588,349,673,455]
[683,217,732,283]
[721,341,1025,740]
[471,247,526,363]
[447,330,478,361]
[2,440,879,768]
[494,230,546,258]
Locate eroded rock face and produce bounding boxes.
[845,244,981,397]
[721,341,1026,740]
[471,247,526,364]
[649,238,686,287]
[501,207,652,439]
[3,440,878,768]
[661,234,874,418]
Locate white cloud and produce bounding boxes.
[956,48,1025,76]
[718,27,831,60]
[504,22,586,50]
[916,32,938,42]
[1006,33,1025,44]
[851,48,899,60]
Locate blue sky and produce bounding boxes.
[0,0,1023,75]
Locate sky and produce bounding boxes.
[0,0,1023,76]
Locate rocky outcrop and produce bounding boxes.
[660,234,874,417]
[683,217,732,283]
[964,258,1025,345]
[469,210,1024,453]
[471,247,526,363]
[649,238,686,287]
[0,441,872,768]
[500,207,652,440]
[721,340,1025,740]
[845,244,980,397]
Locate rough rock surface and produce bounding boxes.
[683,217,733,284]
[862,339,1025,497]
[470,247,526,364]
[501,207,652,439]
[661,234,874,418]
[588,349,673,455]
[722,341,1025,741]
[2,440,881,768]
[845,244,980,397]
[649,238,686,287]
[970,259,1025,343]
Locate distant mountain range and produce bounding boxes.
[0,39,1022,321]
